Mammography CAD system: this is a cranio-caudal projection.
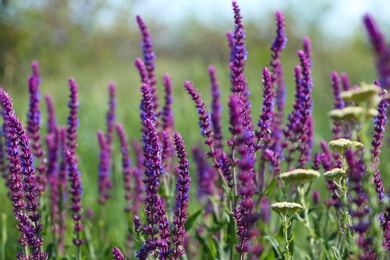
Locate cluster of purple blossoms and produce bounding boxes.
[363,14,390,89]
[2,89,47,259]
[171,133,191,259]
[26,61,47,196]
[66,79,84,249]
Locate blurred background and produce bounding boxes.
[1,0,390,255]
[1,0,389,189]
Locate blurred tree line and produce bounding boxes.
[0,0,378,93]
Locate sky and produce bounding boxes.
[105,0,390,39]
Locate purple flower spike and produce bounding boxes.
[67,78,79,156]
[371,98,388,204]
[363,14,390,89]
[135,58,149,84]
[341,73,351,91]
[112,247,126,260]
[192,146,216,202]
[230,1,248,96]
[296,49,314,167]
[209,65,223,152]
[271,10,287,60]
[106,82,116,149]
[171,133,191,259]
[161,73,174,132]
[116,123,135,213]
[44,94,57,135]
[363,14,387,57]
[27,61,46,196]
[228,94,243,149]
[2,90,47,259]
[139,83,170,258]
[235,130,257,257]
[97,131,112,205]
[65,78,84,249]
[257,67,274,143]
[226,31,235,62]
[136,15,159,115]
[183,81,214,148]
[160,74,175,172]
[312,190,320,205]
[330,72,345,139]
[303,37,312,68]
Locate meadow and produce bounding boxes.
[0,1,389,259]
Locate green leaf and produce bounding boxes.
[264,178,277,196]
[185,208,203,231]
[196,232,217,259]
[264,235,282,259]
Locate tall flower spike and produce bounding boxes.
[330,72,344,139]
[270,10,287,61]
[371,98,388,203]
[257,67,274,144]
[97,131,112,204]
[183,81,213,148]
[65,79,84,251]
[136,15,159,115]
[2,90,47,259]
[209,65,223,152]
[161,73,174,132]
[106,82,116,149]
[297,49,314,167]
[26,61,46,195]
[67,78,79,156]
[135,58,149,84]
[230,1,247,96]
[138,83,169,258]
[226,31,235,62]
[363,14,390,89]
[160,74,175,173]
[235,130,258,257]
[171,133,191,259]
[116,123,134,212]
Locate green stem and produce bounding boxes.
[1,213,6,260]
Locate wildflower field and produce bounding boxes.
[1,1,390,259]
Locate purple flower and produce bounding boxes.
[112,247,126,260]
[136,15,159,115]
[138,83,170,258]
[209,66,223,152]
[67,78,79,156]
[160,74,175,173]
[192,146,216,207]
[235,130,257,256]
[363,14,388,56]
[363,14,390,89]
[65,79,84,249]
[341,72,351,91]
[230,1,251,114]
[219,152,234,190]
[226,31,235,62]
[106,82,116,149]
[171,133,191,259]
[135,58,149,84]
[97,131,112,204]
[161,73,174,132]
[26,61,46,196]
[296,48,314,167]
[270,10,287,60]
[330,72,345,139]
[2,90,46,259]
[312,190,320,205]
[184,81,214,150]
[257,67,274,144]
